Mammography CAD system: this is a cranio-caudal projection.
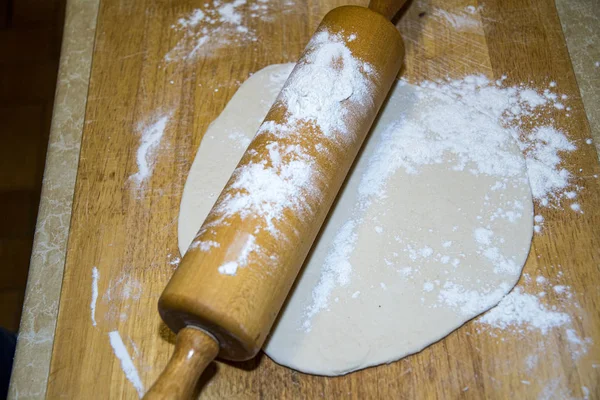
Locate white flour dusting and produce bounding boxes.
[104,275,143,302]
[303,74,579,330]
[474,228,493,245]
[168,255,181,266]
[103,275,143,322]
[437,282,510,316]
[433,8,482,32]
[204,29,374,265]
[218,261,239,275]
[521,126,576,204]
[213,142,316,236]
[229,132,252,149]
[478,287,570,333]
[582,386,590,400]
[566,328,593,360]
[108,331,145,398]
[167,1,251,61]
[90,267,99,327]
[217,234,258,276]
[303,220,357,330]
[280,30,375,139]
[166,0,296,61]
[130,114,170,186]
[477,275,593,361]
[192,240,221,252]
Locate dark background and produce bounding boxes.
[0,1,66,395]
[0,0,65,333]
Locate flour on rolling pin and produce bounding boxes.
[190,30,376,276]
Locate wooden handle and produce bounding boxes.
[368,0,407,20]
[144,327,219,400]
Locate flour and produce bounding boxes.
[437,281,510,316]
[280,30,375,139]
[213,144,316,237]
[477,277,593,360]
[207,29,373,252]
[168,255,181,266]
[521,126,576,204]
[130,114,170,186]
[302,219,357,330]
[192,240,220,252]
[566,328,593,360]
[108,331,145,398]
[103,274,143,322]
[90,267,99,327]
[104,275,142,301]
[167,1,252,61]
[582,386,590,400]
[433,9,482,32]
[217,234,258,276]
[228,132,252,148]
[423,282,435,292]
[478,287,571,333]
[238,234,257,265]
[166,0,296,61]
[218,261,239,275]
[533,215,545,232]
[177,61,590,377]
[304,74,577,328]
[474,228,493,245]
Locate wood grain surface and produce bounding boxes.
[46,0,600,398]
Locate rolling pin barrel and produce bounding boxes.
[147,4,404,399]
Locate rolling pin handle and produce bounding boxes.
[144,327,219,400]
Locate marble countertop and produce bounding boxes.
[8,0,599,398]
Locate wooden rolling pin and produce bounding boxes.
[146,1,406,398]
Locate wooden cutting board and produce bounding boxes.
[46,0,600,398]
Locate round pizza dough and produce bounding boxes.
[178,64,533,376]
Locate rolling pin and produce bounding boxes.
[146,1,406,398]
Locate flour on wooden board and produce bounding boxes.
[166,0,297,62]
[108,331,145,398]
[167,253,181,267]
[432,8,482,32]
[130,113,171,187]
[90,267,99,327]
[102,274,143,322]
[477,273,592,361]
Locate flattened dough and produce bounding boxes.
[178,64,533,376]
